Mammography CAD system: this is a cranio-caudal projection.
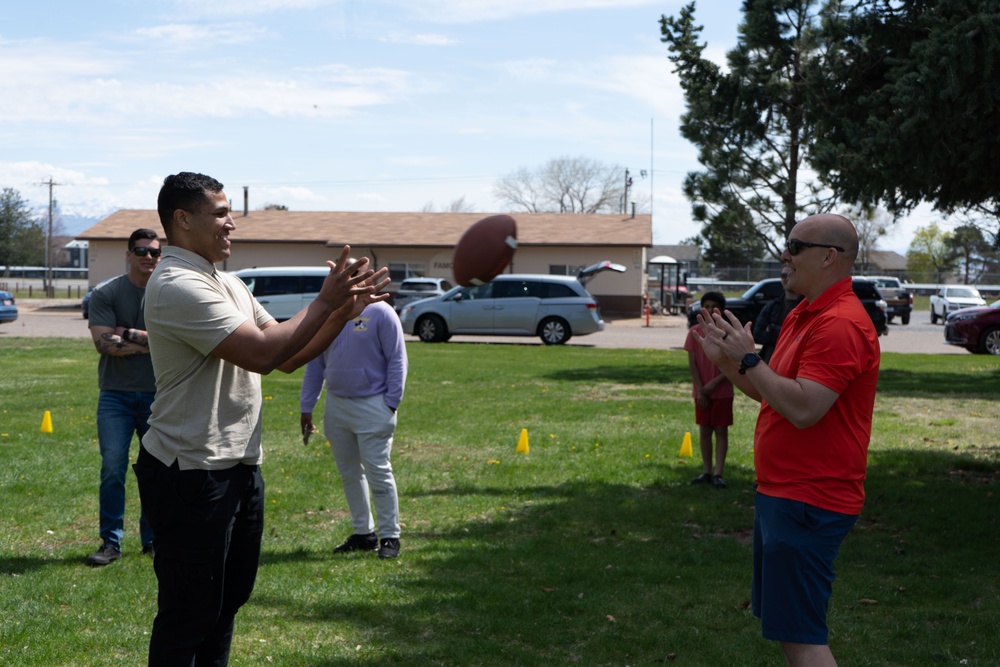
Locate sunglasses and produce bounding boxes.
[786,239,844,256]
[132,247,162,258]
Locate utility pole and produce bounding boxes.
[622,168,632,214]
[40,177,62,295]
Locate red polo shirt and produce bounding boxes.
[754,277,880,515]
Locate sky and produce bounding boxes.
[2,0,940,253]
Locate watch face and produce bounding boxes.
[742,353,760,367]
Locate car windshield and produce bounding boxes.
[947,288,981,298]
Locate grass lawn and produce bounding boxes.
[1,338,998,666]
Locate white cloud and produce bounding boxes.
[131,23,269,47]
[388,0,667,24]
[171,0,335,17]
[378,32,457,46]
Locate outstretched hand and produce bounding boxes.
[694,307,754,365]
[316,246,391,314]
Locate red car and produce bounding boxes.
[944,300,1000,355]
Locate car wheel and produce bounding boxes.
[977,326,1000,355]
[416,315,448,343]
[901,313,910,325]
[538,317,571,345]
[930,308,938,324]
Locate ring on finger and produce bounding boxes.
[722,332,728,341]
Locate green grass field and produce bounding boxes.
[1,338,998,666]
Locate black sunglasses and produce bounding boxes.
[786,239,844,256]
[132,247,162,258]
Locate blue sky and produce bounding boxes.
[2,0,932,251]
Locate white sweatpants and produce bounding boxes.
[324,393,400,539]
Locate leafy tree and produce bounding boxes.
[697,198,768,268]
[261,203,289,211]
[0,187,45,273]
[947,223,991,284]
[811,1,1000,225]
[906,222,957,282]
[660,0,839,262]
[493,157,624,214]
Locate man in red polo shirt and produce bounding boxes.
[695,213,880,667]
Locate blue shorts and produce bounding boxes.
[752,492,858,645]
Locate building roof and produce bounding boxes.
[867,250,908,271]
[79,210,652,248]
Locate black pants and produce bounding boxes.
[134,447,265,667]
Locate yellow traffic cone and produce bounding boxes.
[40,411,53,434]
[516,428,529,454]
[679,431,693,457]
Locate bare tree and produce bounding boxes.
[421,197,477,213]
[841,204,890,274]
[493,157,625,214]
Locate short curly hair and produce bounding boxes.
[157,172,224,239]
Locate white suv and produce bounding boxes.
[231,267,329,321]
[393,277,453,313]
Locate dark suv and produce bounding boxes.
[688,278,888,336]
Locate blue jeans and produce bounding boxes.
[96,389,155,549]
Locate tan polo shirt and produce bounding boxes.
[142,246,274,470]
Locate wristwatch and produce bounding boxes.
[738,352,761,375]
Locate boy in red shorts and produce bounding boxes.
[683,291,733,488]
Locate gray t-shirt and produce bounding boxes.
[88,274,156,393]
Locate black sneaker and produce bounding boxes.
[711,475,728,489]
[690,473,712,485]
[86,544,122,566]
[378,538,400,559]
[333,532,378,554]
[142,543,155,558]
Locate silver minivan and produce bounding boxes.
[231,267,329,321]
[398,272,613,345]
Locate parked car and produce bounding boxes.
[930,286,987,324]
[944,300,1000,355]
[393,277,453,313]
[230,267,329,321]
[688,277,889,336]
[399,274,607,345]
[0,290,18,324]
[686,278,788,328]
[81,278,114,319]
[859,276,913,325]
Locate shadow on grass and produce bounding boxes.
[877,367,1000,396]
[248,447,999,666]
[544,364,690,386]
[0,553,103,575]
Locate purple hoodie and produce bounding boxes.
[300,301,407,412]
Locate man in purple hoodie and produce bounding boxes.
[300,297,407,559]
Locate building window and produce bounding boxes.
[389,263,426,282]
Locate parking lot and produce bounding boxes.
[3,298,966,354]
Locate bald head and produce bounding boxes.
[782,214,859,301]
[795,214,859,266]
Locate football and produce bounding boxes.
[452,214,518,287]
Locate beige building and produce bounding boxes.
[79,210,652,315]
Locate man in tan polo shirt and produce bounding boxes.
[134,171,389,666]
